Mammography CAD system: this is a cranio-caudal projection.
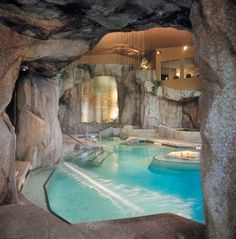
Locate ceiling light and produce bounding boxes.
[156,50,161,55]
[21,66,29,72]
[140,57,150,69]
[183,46,188,51]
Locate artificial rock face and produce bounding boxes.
[0,1,235,239]
[191,1,236,238]
[0,24,90,203]
[16,74,62,169]
[59,63,200,129]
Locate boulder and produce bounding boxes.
[120,125,133,140]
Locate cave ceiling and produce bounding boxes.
[0,0,193,42]
[0,0,194,76]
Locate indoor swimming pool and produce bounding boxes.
[23,138,204,224]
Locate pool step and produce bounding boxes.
[64,149,87,158]
[65,148,112,166]
[88,150,112,165]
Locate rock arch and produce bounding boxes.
[0,1,235,238]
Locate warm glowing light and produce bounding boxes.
[156,50,161,55]
[21,66,29,71]
[82,76,119,123]
[183,46,188,51]
[140,57,150,69]
[176,69,181,77]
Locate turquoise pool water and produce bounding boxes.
[45,138,204,224]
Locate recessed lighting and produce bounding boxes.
[21,66,29,72]
[183,46,188,51]
[156,50,161,55]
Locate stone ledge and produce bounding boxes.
[15,161,32,191]
[0,196,205,239]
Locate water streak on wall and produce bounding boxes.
[82,76,119,123]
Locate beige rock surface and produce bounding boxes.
[0,24,90,203]
[120,125,133,140]
[16,74,62,169]
[168,151,200,160]
[0,1,235,238]
[191,1,236,238]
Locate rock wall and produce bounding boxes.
[59,64,143,127]
[141,81,200,129]
[16,74,62,169]
[159,125,201,143]
[0,113,17,204]
[117,69,142,126]
[58,64,86,131]
[182,99,200,129]
[60,63,200,129]
[191,1,236,238]
[0,1,235,238]
[0,24,90,204]
[0,29,23,203]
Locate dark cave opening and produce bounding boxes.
[5,66,29,133]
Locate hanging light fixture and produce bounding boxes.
[139,57,150,69]
[139,30,150,69]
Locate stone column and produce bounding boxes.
[191,1,236,238]
[0,50,21,204]
[16,73,62,169]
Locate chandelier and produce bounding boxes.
[139,57,150,69]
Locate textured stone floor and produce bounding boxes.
[0,198,205,239]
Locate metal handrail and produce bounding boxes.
[149,115,169,127]
[65,133,84,145]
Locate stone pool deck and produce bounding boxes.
[63,134,201,152]
[126,137,201,149]
[0,195,205,239]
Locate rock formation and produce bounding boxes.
[0,24,90,203]
[0,26,23,204]
[141,82,200,129]
[16,73,62,169]
[182,99,200,129]
[0,1,235,238]
[58,64,86,131]
[59,63,200,130]
[191,1,236,238]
